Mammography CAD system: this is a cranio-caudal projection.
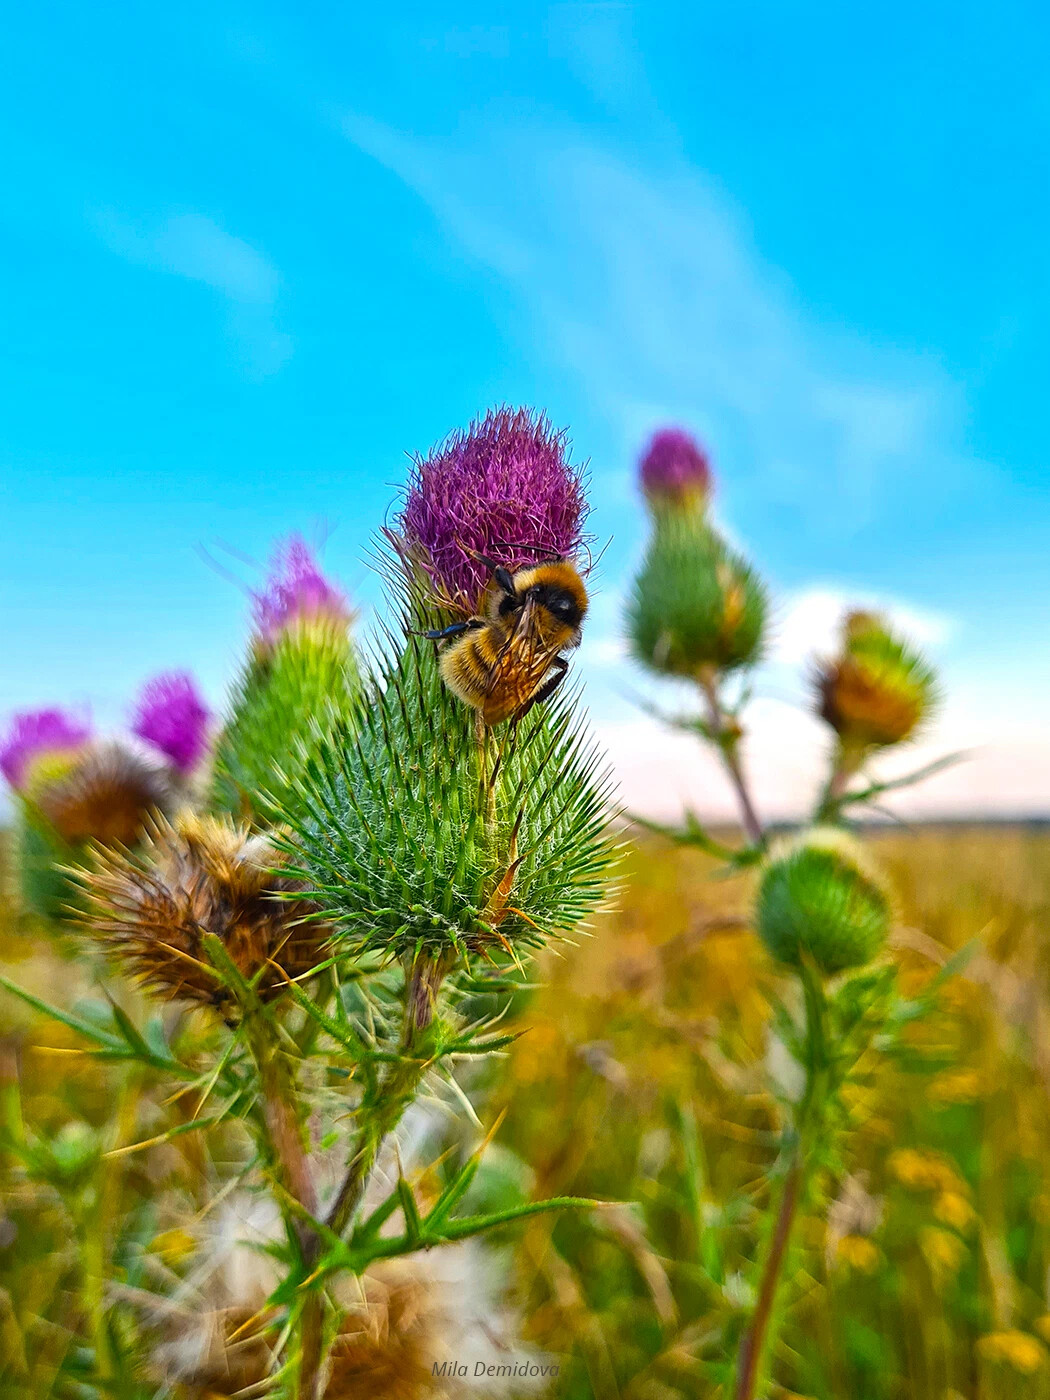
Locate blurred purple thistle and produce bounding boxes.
[399,406,588,610]
[0,709,92,790]
[131,671,211,775]
[250,536,352,643]
[639,427,712,508]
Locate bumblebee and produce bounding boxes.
[424,556,589,725]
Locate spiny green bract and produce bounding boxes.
[211,621,361,827]
[273,625,619,967]
[627,516,767,678]
[757,829,890,975]
[818,612,939,750]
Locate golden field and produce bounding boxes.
[3,824,1050,1400]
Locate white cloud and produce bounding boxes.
[770,586,955,668]
[341,116,967,527]
[92,210,292,376]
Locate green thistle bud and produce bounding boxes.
[756,829,890,975]
[627,516,767,678]
[211,619,360,826]
[816,611,937,751]
[273,618,618,978]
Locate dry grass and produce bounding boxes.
[3,825,1050,1398]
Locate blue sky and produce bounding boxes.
[3,2,1049,816]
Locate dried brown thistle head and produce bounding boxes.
[35,739,174,846]
[324,1272,440,1400]
[78,810,327,1008]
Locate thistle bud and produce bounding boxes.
[627,516,767,678]
[131,671,211,776]
[78,812,327,1009]
[816,611,937,750]
[0,708,91,791]
[399,405,588,613]
[756,829,890,975]
[638,427,712,515]
[212,537,360,825]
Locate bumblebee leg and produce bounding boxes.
[422,619,484,641]
[515,656,569,718]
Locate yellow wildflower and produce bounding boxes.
[920,1227,964,1278]
[934,1192,975,1231]
[929,1069,983,1105]
[889,1148,961,1193]
[977,1330,1046,1375]
[836,1234,882,1274]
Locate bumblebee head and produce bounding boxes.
[508,560,589,645]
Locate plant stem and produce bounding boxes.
[697,671,764,845]
[734,969,827,1400]
[246,1023,322,1400]
[324,950,451,1239]
[734,1154,803,1400]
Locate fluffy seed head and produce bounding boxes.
[757,828,891,975]
[250,535,353,648]
[399,406,588,612]
[628,516,767,678]
[132,671,211,775]
[78,811,327,1007]
[816,611,938,750]
[1,708,91,791]
[639,427,712,512]
[32,740,174,847]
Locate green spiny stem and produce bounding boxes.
[243,1021,323,1400]
[814,740,867,823]
[324,950,452,1241]
[697,670,764,846]
[734,968,829,1400]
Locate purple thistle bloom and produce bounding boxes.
[0,708,92,790]
[639,427,712,508]
[250,535,352,643]
[399,406,589,610]
[131,672,211,775]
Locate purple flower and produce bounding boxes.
[0,709,92,790]
[639,427,712,509]
[399,406,589,610]
[131,672,211,775]
[250,536,352,643]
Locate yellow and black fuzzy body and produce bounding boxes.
[426,559,589,725]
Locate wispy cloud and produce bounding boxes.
[341,115,965,529]
[92,210,293,377]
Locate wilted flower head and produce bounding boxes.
[400,406,588,612]
[34,739,173,847]
[817,610,937,751]
[250,535,352,647]
[0,708,91,791]
[757,828,890,975]
[639,427,712,512]
[628,517,767,679]
[132,671,211,775]
[78,811,327,1008]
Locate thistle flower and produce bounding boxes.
[399,406,588,612]
[0,708,91,790]
[639,427,712,513]
[78,812,327,1008]
[816,611,937,751]
[212,538,360,825]
[32,739,174,847]
[250,534,353,649]
[756,828,890,975]
[131,671,211,775]
[627,516,767,678]
[278,418,616,992]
